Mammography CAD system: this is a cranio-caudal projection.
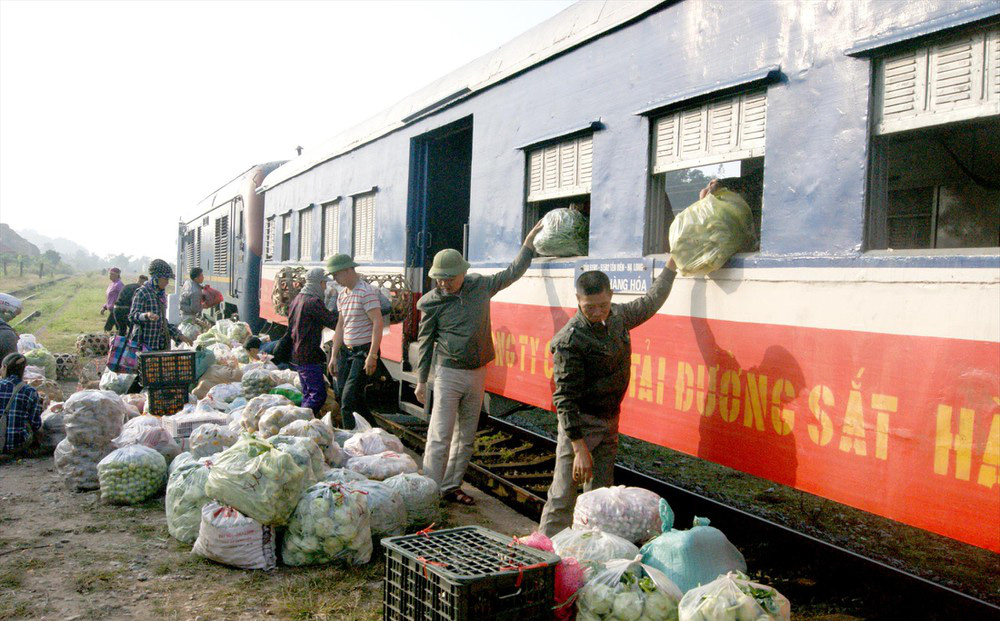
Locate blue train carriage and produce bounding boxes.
[256,0,999,554]
[176,161,285,332]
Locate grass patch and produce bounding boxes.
[0,595,39,620]
[0,569,23,589]
[14,273,113,353]
[74,567,126,593]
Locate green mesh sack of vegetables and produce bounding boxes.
[677,571,790,621]
[534,208,589,257]
[281,482,373,566]
[269,386,303,405]
[24,347,58,380]
[668,188,755,276]
[165,457,213,543]
[97,444,167,505]
[204,435,305,526]
[576,555,682,621]
[640,499,746,595]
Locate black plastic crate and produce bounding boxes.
[382,525,559,621]
[146,384,189,416]
[139,351,196,386]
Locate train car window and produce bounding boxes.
[264,217,275,261]
[867,26,1000,250]
[322,201,340,259]
[280,214,292,262]
[645,90,767,254]
[298,207,314,261]
[524,134,592,255]
[352,192,376,261]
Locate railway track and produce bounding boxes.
[372,410,999,620]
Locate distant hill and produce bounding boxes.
[16,228,106,271]
[0,223,40,257]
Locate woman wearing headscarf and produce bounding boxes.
[129,259,193,351]
[0,352,43,455]
[288,268,339,415]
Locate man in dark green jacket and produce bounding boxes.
[539,257,678,536]
[416,220,544,505]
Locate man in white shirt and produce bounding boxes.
[326,253,383,428]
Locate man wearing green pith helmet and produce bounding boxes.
[416,219,544,506]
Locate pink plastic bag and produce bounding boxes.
[517,532,585,620]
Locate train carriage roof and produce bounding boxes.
[184,160,287,224]
[259,0,664,193]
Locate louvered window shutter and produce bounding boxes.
[185,234,195,276]
[214,215,229,275]
[353,193,375,260]
[875,27,999,134]
[653,89,768,173]
[527,134,593,201]
[265,218,275,260]
[299,209,313,261]
[323,202,339,258]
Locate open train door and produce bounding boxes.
[399,116,473,416]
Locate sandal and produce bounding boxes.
[444,489,476,506]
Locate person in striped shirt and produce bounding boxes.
[327,254,383,428]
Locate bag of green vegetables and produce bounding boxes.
[678,572,790,621]
[668,188,754,276]
[534,207,589,257]
[203,435,304,526]
[576,555,683,621]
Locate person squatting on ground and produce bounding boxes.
[179,267,206,324]
[101,267,124,332]
[288,268,338,415]
[129,260,192,352]
[113,275,147,336]
[538,258,678,536]
[327,254,383,429]
[0,352,43,455]
[416,220,544,505]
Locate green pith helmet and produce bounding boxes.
[428,249,470,279]
[326,253,359,275]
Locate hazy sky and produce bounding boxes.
[0,0,574,262]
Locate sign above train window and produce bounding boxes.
[575,257,653,294]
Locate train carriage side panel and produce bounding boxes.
[256,0,1000,551]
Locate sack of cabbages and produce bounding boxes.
[279,418,344,466]
[97,444,167,505]
[325,412,368,446]
[270,369,301,389]
[258,405,312,438]
[54,352,80,381]
[169,451,196,475]
[343,480,407,539]
[39,402,66,451]
[322,467,368,485]
[63,390,128,447]
[281,482,373,566]
[99,368,135,394]
[534,207,589,257]
[192,364,243,400]
[574,486,663,544]
[269,435,325,485]
[76,332,111,358]
[576,555,682,621]
[515,532,585,621]
[552,526,640,566]
[242,367,279,399]
[0,292,23,320]
[189,423,239,458]
[343,426,405,457]
[204,435,305,526]
[346,451,417,481]
[178,318,202,341]
[205,382,243,408]
[382,472,440,528]
[24,346,58,380]
[240,394,292,432]
[668,188,755,276]
[17,334,43,353]
[641,500,746,594]
[192,502,277,570]
[166,457,213,543]
[54,438,113,491]
[678,572,790,621]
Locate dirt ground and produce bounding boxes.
[0,455,535,621]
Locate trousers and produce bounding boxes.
[297,363,327,415]
[336,343,373,428]
[538,414,619,537]
[421,365,487,495]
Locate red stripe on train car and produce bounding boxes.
[483,301,1000,553]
